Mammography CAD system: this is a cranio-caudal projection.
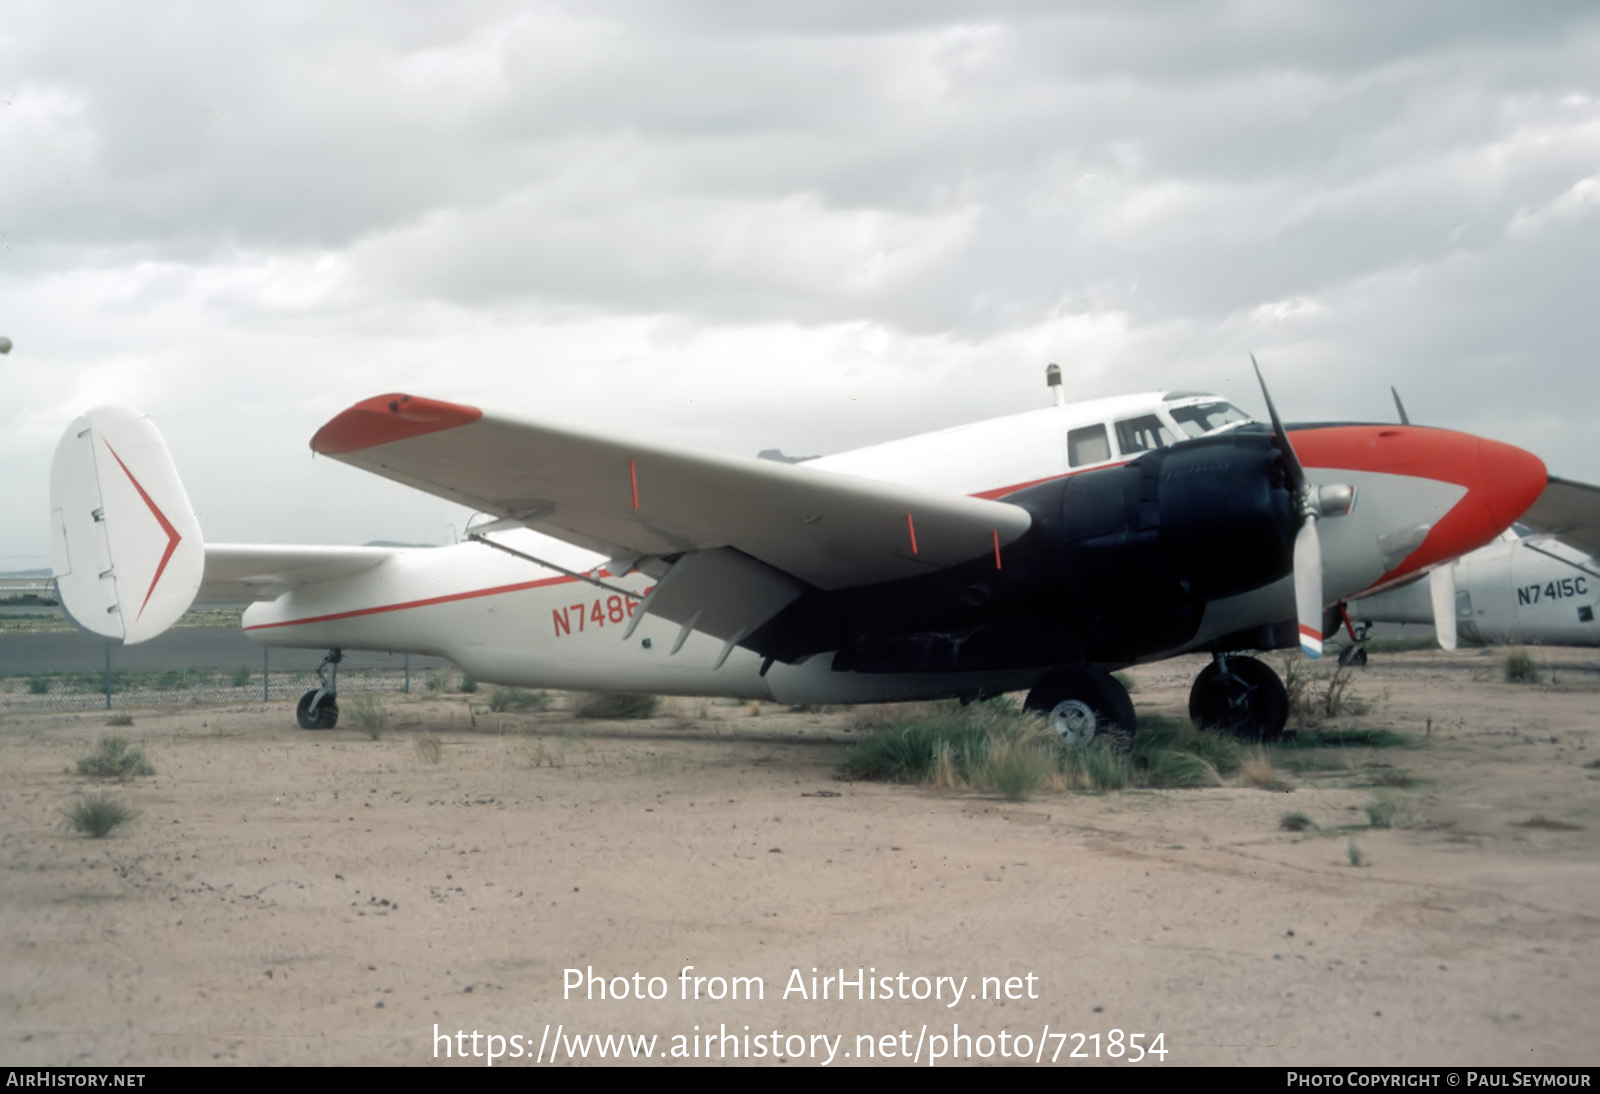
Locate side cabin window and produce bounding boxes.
[1115,414,1176,455]
[1067,423,1111,467]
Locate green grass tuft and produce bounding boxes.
[1280,811,1317,832]
[1346,840,1366,867]
[1129,715,1241,775]
[489,688,550,712]
[77,736,154,778]
[63,793,136,837]
[1503,649,1540,684]
[1141,749,1221,788]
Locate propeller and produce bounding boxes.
[1428,565,1458,651]
[1251,355,1356,660]
[1389,386,1459,651]
[1391,386,1410,426]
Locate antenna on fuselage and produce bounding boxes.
[1045,363,1064,407]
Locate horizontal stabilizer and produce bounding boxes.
[199,544,395,603]
[50,408,204,644]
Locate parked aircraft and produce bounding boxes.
[1339,496,1600,660]
[47,367,1552,742]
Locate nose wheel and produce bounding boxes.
[295,649,343,730]
[1337,620,1371,667]
[1189,654,1288,741]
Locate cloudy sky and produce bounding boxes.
[4,1,1599,569]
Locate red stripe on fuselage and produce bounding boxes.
[243,571,609,632]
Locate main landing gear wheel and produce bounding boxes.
[1024,667,1136,747]
[296,690,339,730]
[295,648,344,730]
[1188,655,1288,742]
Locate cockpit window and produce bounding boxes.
[1067,423,1111,467]
[1168,401,1250,439]
[1114,414,1177,455]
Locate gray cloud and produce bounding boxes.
[3,2,1599,567]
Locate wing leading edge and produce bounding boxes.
[1516,476,1600,557]
[310,394,1033,592]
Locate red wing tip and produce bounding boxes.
[311,394,484,455]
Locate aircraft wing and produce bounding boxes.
[199,544,396,603]
[311,394,1034,653]
[1516,476,1600,557]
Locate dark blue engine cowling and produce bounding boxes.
[745,431,1298,672]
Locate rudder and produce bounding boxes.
[50,408,204,644]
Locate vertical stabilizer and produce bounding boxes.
[50,408,204,644]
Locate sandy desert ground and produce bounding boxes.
[2,647,1597,1068]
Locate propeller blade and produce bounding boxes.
[1294,516,1324,659]
[1391,386,1411,426]
[1250,354,1306,493]
[1429,565,1458,651]
[1253,355,1328,658]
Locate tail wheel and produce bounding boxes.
[1024,667,1136,747]
[296,689,339,730]
[1189,655,1288,741]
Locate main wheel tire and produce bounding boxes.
[1024,667,1136,747]
[296,689,339,730]
[1188,656,1288,741]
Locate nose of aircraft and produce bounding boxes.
[1289,422,1548,581]
[1476,436,1548,531]
[1404,432,1547,576]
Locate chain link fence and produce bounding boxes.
[0,621,458,713]
[0,665,448,713]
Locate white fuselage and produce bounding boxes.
[1354,533,1600,646]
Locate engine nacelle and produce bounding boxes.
[1023,430,1296,607]
[753,432,1299,671]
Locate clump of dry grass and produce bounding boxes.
[349,693,390,739]
[1283,658,1369,725]
[1365,791,1415,829]
[414,733,442,764]
[1238,747,1290,790]
[489,688,549,712]
[573,692,659,719]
